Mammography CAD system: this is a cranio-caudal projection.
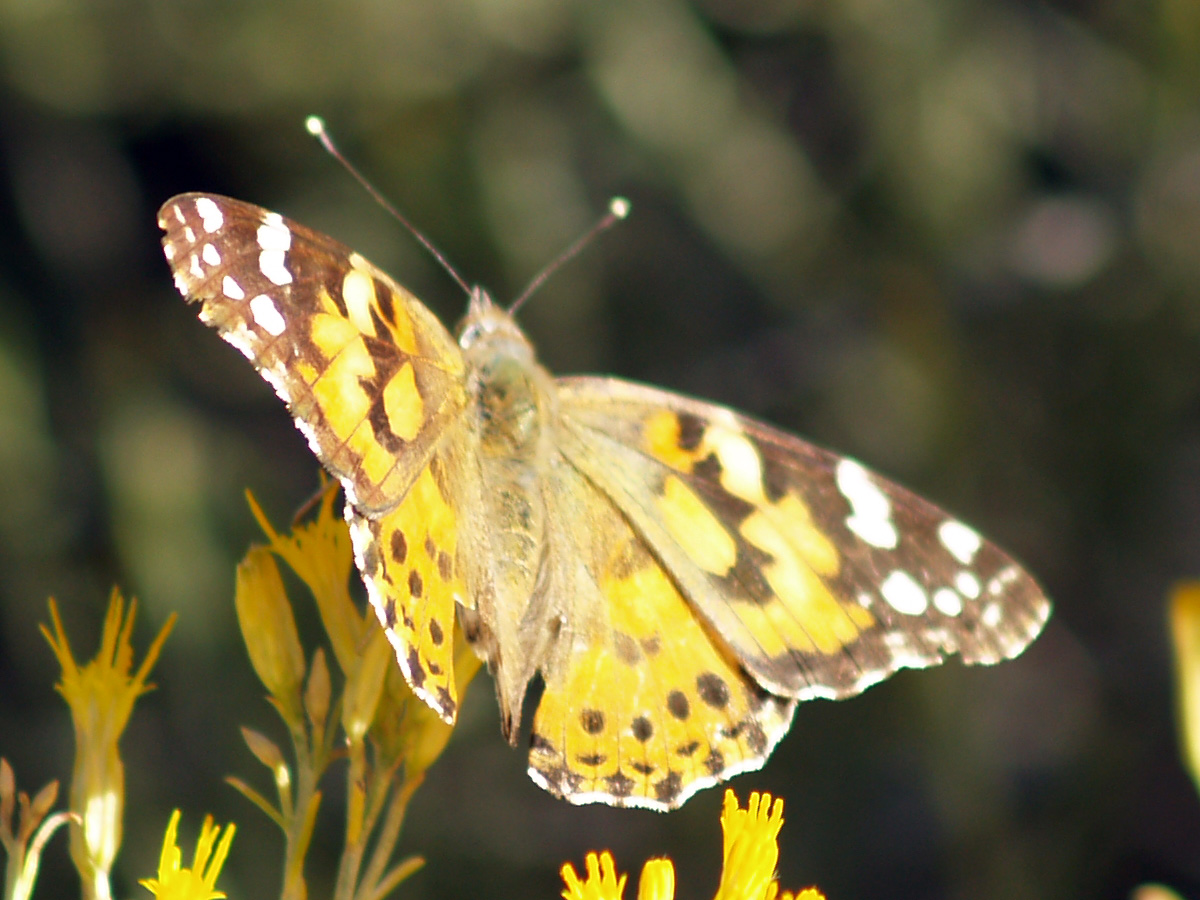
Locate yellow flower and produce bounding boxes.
[40,590,174,900]
[246,487,362,676]
[636,859,675,900]
[140,810,235,900]
[1170,581,1200,794]
[244,487,481,774]
[561,851,627,900]
[559,791,825,900]
[715,790,783,900]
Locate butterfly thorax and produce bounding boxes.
[457,288,557,460]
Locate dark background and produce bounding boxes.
[1,1,1197,898]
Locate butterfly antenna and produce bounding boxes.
[508,197,630,316]
[306,116,472,296]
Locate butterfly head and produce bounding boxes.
[457,287,536,361]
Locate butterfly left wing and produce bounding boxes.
[159,193,474,721]
[554,376,1050,706]
[158,193,467,514]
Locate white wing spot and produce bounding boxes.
[987,565,1019,596]
[881,570,928,615]
[342,269,377,336]
[202,243,221,266]
[259,250,293,286]
[222,276,245,301]
[955,571,981,599]
[172,204,185,224]
[250,294,287,336]
[933,587,964,616]
[257,213,291,251]
[836,459,899,549]
[163,242,176,260]
[195,197,224,233]
[189,254,204,280]
[172,272,187,295]
[939,520,982,565]
[183,225,196,244]
[884,631,912,651]
[255,214,294,285]
[981,602,1003,627]
[709,427,764,502]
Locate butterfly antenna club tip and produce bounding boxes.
[305,115,472,296]
[509,196,632,316]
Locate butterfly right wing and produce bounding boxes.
[554,376,1050,704]
[158,193,468,514]
[526,451,797,810]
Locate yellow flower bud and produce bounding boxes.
[235,547,306,721]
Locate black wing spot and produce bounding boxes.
[696,673,731,709]
[606,771,635,798]
[677,413,705,451]
[631,715,654,742]
[654,771,683,805]
[704,749,725,776]
[363,539,381,575]
[390,530,408,564]
[667,690,690,720]
[580,708,606,734]
[614,632,641,665]
[374,277,396,324]
[406,647,426,689]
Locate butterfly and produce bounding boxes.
[159,192,1050,810]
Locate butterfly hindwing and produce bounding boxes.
[348,442,470,722]
[528,456,797,810]
[556,376,1050,704]
[158,193,467,514]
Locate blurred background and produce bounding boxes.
[1,0,1198,898]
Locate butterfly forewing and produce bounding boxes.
[158,193,467,513]
[556,376,1050,703]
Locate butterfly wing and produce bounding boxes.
[554,376,1050,705]
[526,452,797,810]
[159,193,471,719]
[347,437,475,722]
[158,193,467,514]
